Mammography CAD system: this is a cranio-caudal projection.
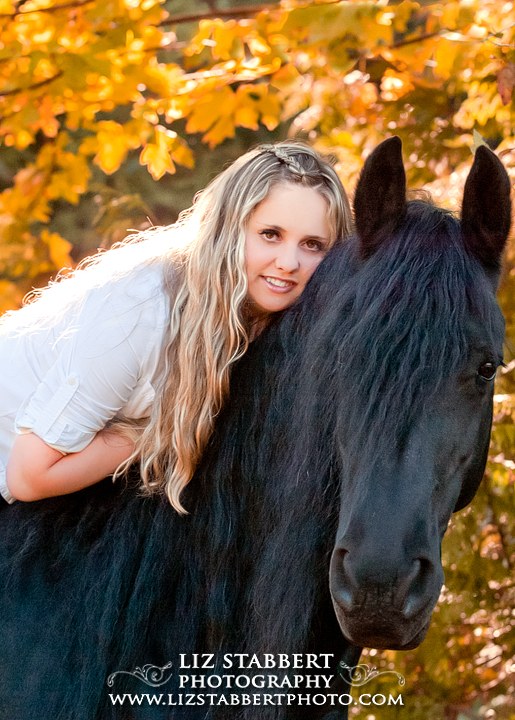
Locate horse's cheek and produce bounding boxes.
[431,384,494,520]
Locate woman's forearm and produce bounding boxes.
[6,430,135,502]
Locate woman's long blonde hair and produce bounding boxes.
[7,141,353,513]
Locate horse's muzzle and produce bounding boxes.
[329,547,444,649]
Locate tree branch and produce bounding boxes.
[390,30,443,49]
[0,71,63,99]
[391,26,515,51]
[158,3,280,26]
[0,0,94,19]
[486,37,515,49]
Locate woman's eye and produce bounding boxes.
[477,362,497,381]
[260,230,278,241]
[305,239,324,252]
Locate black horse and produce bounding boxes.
[0,138,511,720]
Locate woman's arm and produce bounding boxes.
[6,430,135,502]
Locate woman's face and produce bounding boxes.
[245,182,330,318]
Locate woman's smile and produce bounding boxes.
[262,275,298,291]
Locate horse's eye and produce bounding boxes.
[477,362,497,381]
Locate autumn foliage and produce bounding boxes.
[0,0,515,717]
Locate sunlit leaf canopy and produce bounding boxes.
[0,0,514,716]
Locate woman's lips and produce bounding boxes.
[261,276,297,293]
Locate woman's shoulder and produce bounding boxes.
[93,259,171,330]
[117,259,168,302]
[94,233,179,304]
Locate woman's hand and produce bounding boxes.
[6,430,135,502]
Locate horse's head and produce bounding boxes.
[323,137,512,650]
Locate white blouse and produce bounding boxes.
[0,262,169,503]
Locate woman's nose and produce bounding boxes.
[275,243,299,272]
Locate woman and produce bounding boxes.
[1,141,352,512]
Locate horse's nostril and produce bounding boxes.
[401,558,434,618]
[336,588,354,612]
[330,547,356,611]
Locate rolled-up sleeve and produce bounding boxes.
[14,275,162,453]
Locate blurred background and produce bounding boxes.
[0,0,514,716]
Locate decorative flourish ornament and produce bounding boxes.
[338,662,405,687]
[107,661,174,687]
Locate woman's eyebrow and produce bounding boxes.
[255,221,283,230]
[255,220,328,240]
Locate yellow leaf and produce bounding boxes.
[360,15,392,48]
[213,21,237,61]
[434,37,460,79]
[234,106,259,130]
[203,115,235,149]
[145,63,184,99]
[41,230,73,271]
[140,143,175,180]
[47,152,91,204]
[257,93,281,131]
[171,142,194,169]
[186,87,235,134]
[165,97,189,122]
[456,1,476,30]
[234,93,259,130]
[185,19,218,56]
[389,37,439,73]
[270,63,300,91]
[247,35,271,57]
[79,136,100,156]
[283,2,382,44]
[94,121,129,174]
[441,2,460,31]
[392,1,420,34]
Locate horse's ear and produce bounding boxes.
[354,136,407,258]
[461,145,512,274]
